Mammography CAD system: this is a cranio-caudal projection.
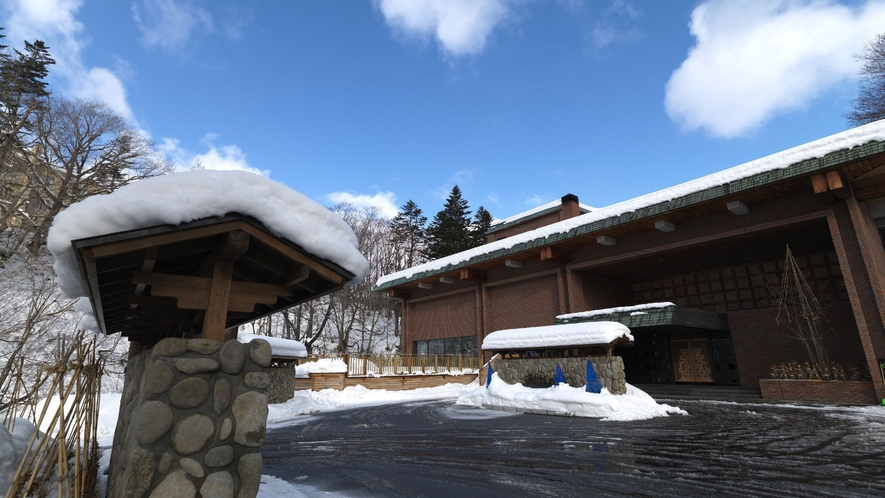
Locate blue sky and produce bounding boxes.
[4,0,884,220]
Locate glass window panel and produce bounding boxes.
[417,341,428,355]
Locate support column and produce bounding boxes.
[827,198,885,401]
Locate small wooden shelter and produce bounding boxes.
[71,213,355,348]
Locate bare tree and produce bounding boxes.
[847,32,885,127]
[19,97,170,252]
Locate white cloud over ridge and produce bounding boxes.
[665,0,885,138]
[376,0,514,57]
[4,0,135,121]
[326,191,400,219]
[160,135,269,177]
[132,0,213,51]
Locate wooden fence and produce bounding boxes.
[305,354,481,377]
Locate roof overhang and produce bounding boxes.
[73,213,354,345]
[375,137,885,293]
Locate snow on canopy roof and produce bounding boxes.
[557,302,675,321]
[236,332,307,358]
[377,120,885,289]
[482,322,633,350]
[47,170,370,299]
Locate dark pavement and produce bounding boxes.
[261,399,885,497]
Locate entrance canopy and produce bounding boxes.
[483,321,633,353]
[556,302,728,331]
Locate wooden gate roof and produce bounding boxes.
[72,213,354,345]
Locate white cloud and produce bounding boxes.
[375,0,515,57]
[522,193,546,206]
[4,0,136,121]
[588,0,641,50]
[326,191,399,219]
[159,135,269,176]
[132,0,213,51]
[665,0,885,138]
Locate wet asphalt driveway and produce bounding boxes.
[261,399,885,497]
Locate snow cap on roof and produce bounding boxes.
[557,302,676,321]
[482,321,633,350]
[236,332,307,358]
[377,120,885,289]
[48,170,370,299]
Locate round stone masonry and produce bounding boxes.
[110,336,271,498]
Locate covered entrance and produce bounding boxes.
[557,304,739,385]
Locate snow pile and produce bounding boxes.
[0,419,43,495]
[457,373,687,421]
[266,382,478,426]
[482,322,633,350]
[378,121,885,287]
[237,333,307,358]
[295,358,347,378]
[47,170,370,301]
[558,302,675,321]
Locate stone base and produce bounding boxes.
[494,356,627,395]
[108,337,272,498]
[266,366,296,403]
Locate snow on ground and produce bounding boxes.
[266,382,478,426]
[482,321,633,350]
[295,358,348,378]
[457,373,688,421]
[238,332,307,358]
[377,120,885,287]
[47,170,370,305]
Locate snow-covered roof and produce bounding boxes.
[376,120,885,290]
[236,332,308,358]
[48,170,370,300]
[489,198,594,228]
[557,302,675,321]
[482,321,633,350]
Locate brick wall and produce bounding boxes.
[484,272,559,333]
[760,379,878,404]
[407,288,478,343]
[728,303,866,388]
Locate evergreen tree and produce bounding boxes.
[390,199,427,269]
[470,206,493,247]
[424,185,473,259]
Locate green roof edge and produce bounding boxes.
[374,139,885,292]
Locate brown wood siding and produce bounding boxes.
[407,289,477,342]
[485,273,559,333]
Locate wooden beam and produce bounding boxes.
[388,289,411,299]
[132,271,291,313]
[811,173,836,204]
[238,223,348,284]
[540,246,570,264]
[196,230,250,276]
[78,247,108,335]
[202,260,234,341]
[281,265,309,286]
[459,268,486,282]
[89,221,243,259]
[826,170,850,200]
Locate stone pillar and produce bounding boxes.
[108,337,272,498]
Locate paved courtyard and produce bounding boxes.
[262,399,885,497]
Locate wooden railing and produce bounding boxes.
[304,354,481,377]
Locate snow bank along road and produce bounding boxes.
[262,400,885,498]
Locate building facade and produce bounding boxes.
[375,123,885,403]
